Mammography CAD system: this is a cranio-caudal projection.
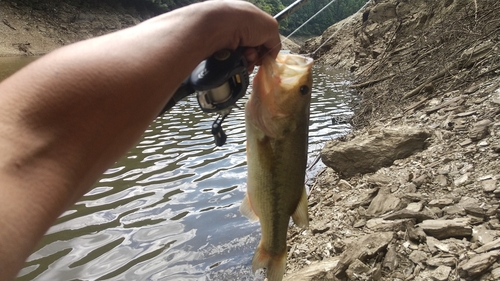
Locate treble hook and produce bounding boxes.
[211,112,229,147]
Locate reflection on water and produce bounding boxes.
[2,57,356,281]
[0,56,39,81]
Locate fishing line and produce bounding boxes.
[257,0,372,62]
[309,0,372,56]
[284,0,339,40]
[260,0,338,56]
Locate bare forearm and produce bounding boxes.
[0,1,279,280]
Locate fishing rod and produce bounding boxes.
[159,0,313,146]
[274,0,312,22]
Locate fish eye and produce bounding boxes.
[299,85,309,95]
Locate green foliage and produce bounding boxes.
[279,0,368,36]
[247,0,285,15]
[152,0,367,35]
[56,0,367,36]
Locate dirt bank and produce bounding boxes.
[285,0,500,280]
[0,0,300,57]
[0,0,155,56]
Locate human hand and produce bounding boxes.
[201,0,282,73]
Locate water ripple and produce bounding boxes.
[18,65,356,281]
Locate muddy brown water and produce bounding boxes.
[1,56,355,281]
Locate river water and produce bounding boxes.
[1,56,355,281]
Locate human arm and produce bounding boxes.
[0,1,280,280]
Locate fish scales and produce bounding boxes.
[240,53,313,281]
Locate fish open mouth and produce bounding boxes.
[248,53,313,138]
[275,54,313,86]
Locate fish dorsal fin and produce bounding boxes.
[291,187,309,228]
[240,193,259,222]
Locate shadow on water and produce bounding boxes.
[2,57,357,281]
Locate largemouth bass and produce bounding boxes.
[240,53,313,281]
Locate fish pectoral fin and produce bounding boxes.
[252,243,286,281]
[239,193,259,222]
[291,187,309,228]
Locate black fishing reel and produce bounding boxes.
[159,48,249,146]
[157,0,312,147]
[194,49,248,113]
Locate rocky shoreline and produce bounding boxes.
[285,0,500,280]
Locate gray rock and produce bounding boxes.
[428,198,454,208]
[283,257,340,281]
[435,174,448,187]
[419,218,472,239]
[382,244,398,270]
[458,250,500,278]
[470,119,492,141]
[482,179,497,193]
[321,126,430,178]
[366,218,411,232]
[368,2,397,23]
[332,232,393,277]
[475,238,500,253]
[345,259,371,280]
[409,250,428,264]
[382,208,434,222]
[431,265,452,281]
[426,255,457,267]
[407,224,427,243]
[366,188,402,216]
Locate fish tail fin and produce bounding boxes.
[291,187,309,228]
[252,243,287,281]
